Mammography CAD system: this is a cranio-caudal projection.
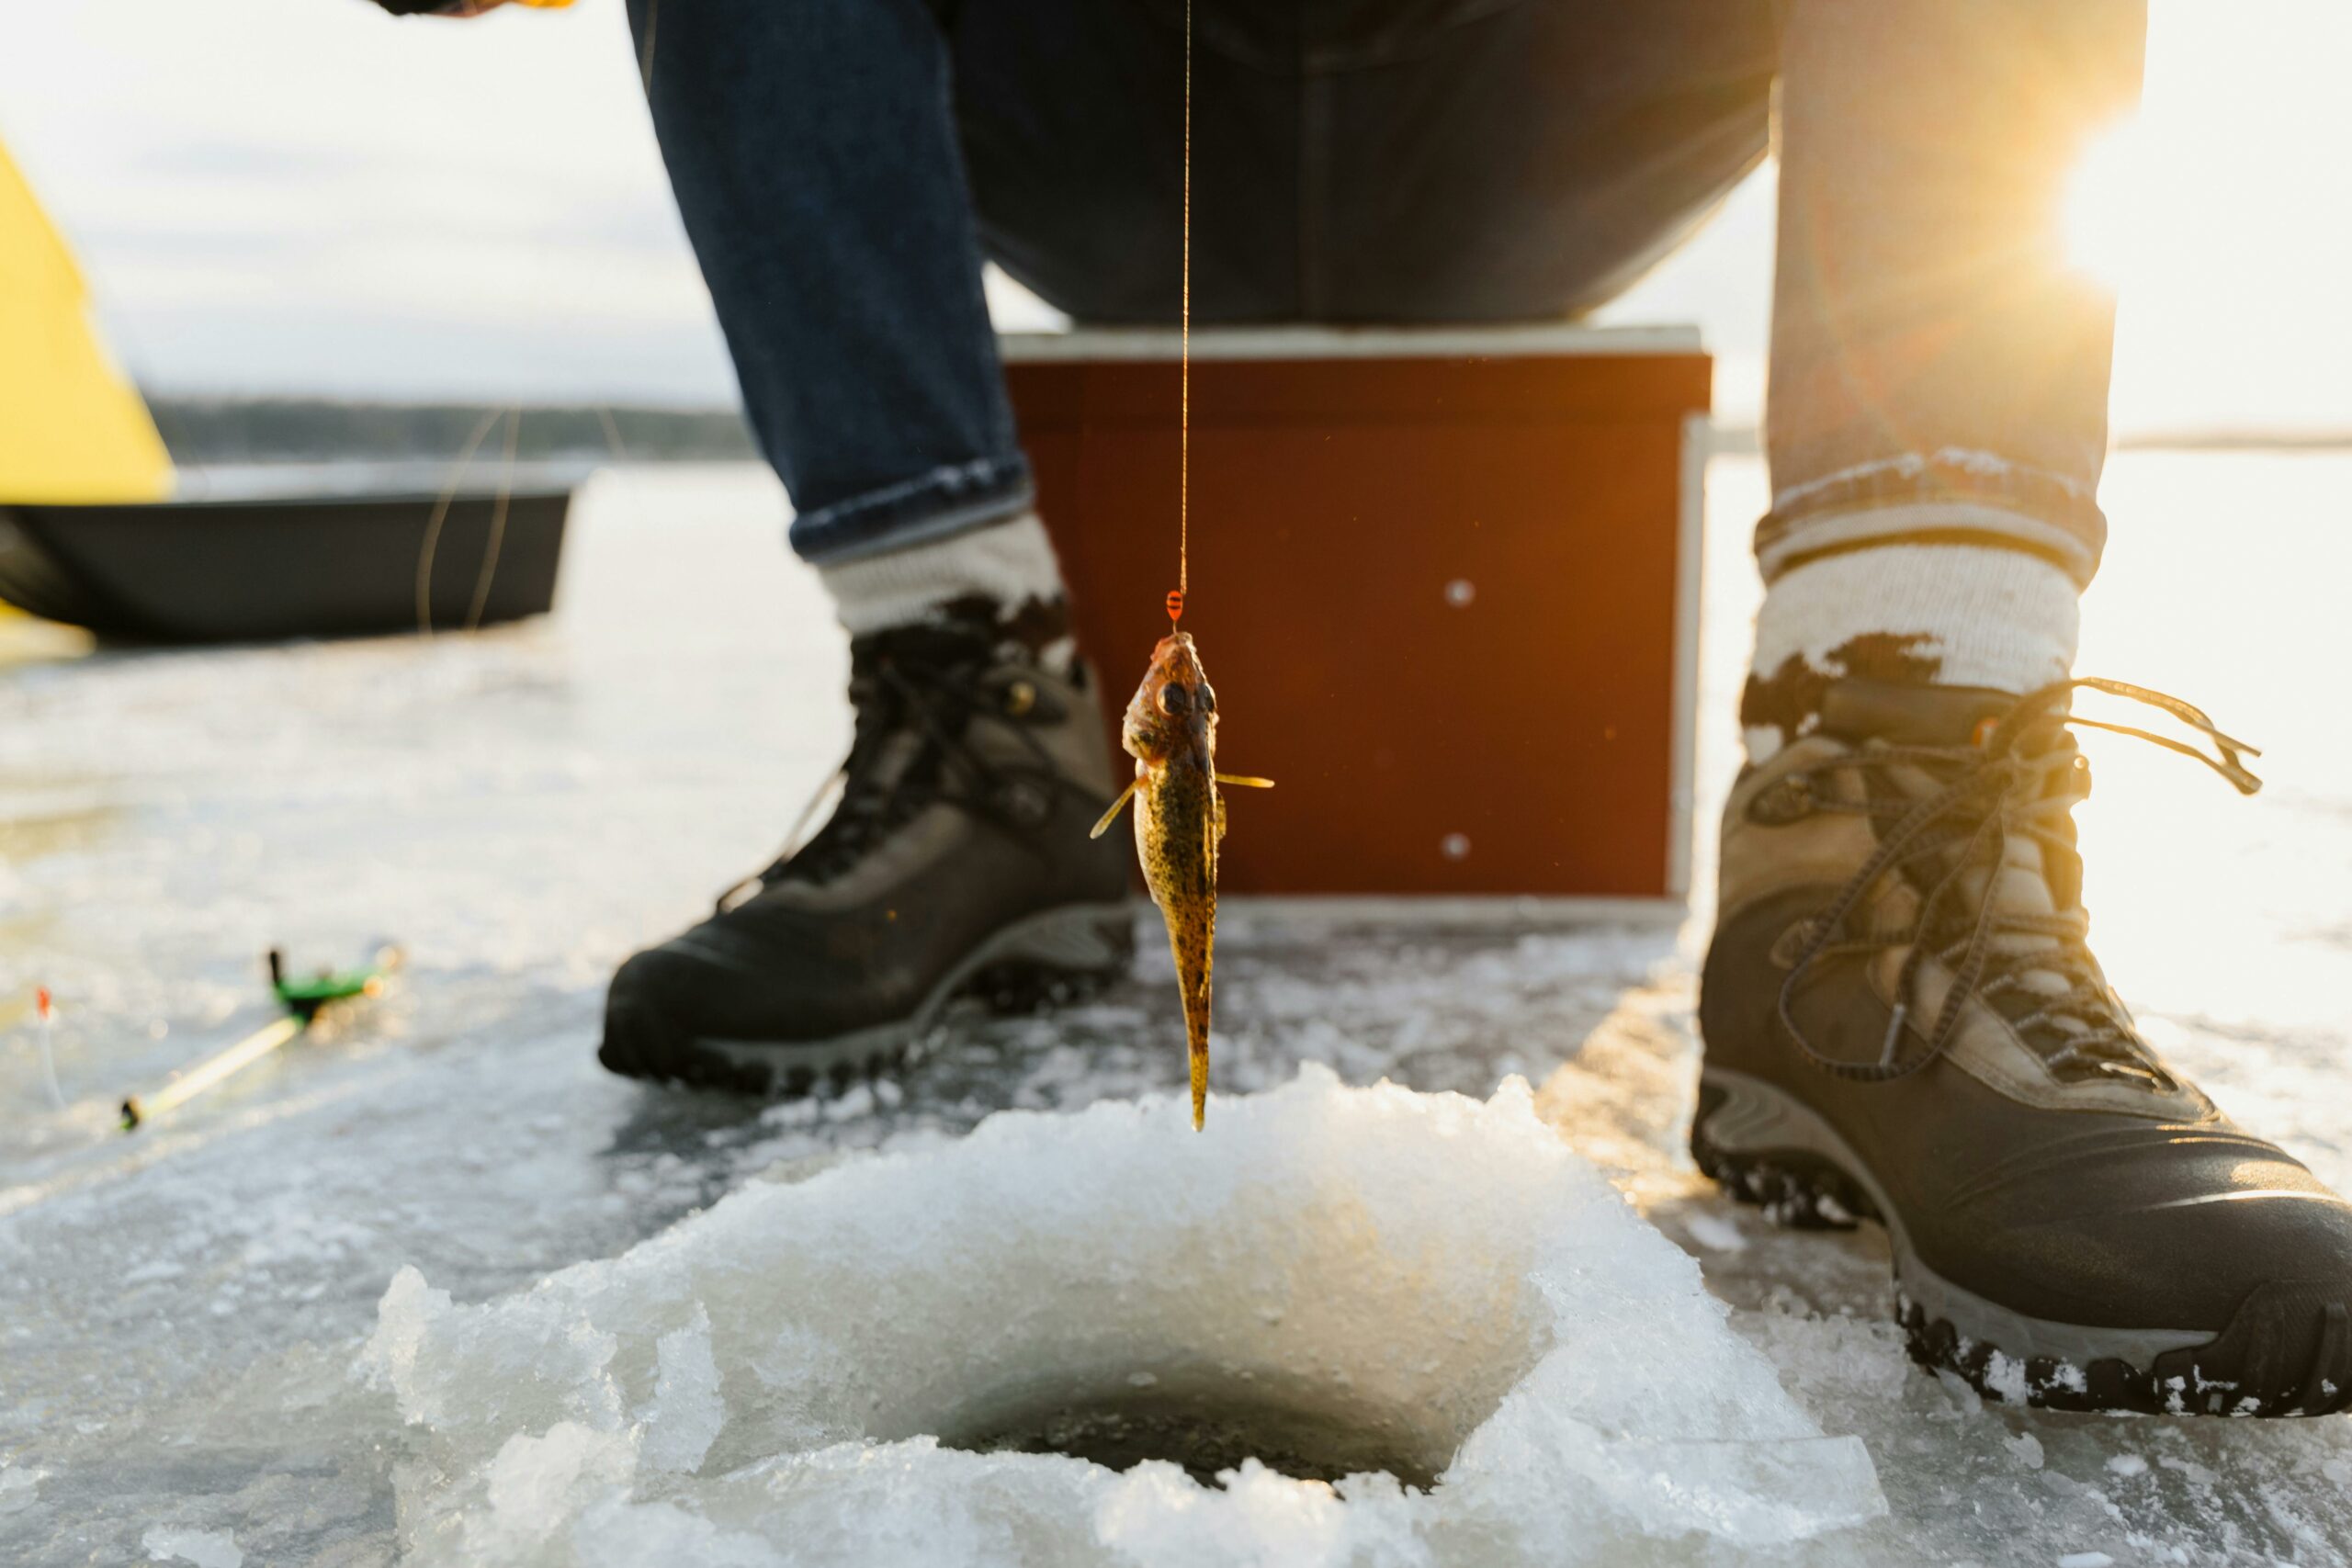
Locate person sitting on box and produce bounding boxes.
[375,0,2352,1417]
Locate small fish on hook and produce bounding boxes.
[1091,628,1272,1129]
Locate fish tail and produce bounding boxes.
[1176,900,1214,1131]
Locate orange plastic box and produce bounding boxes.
[1003,325,1709,904]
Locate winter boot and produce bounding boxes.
[599,610,1134,1094]
[1697,674,2352,1415]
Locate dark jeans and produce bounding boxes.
[630,0,2142,585]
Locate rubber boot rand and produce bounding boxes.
[600,617,1133,1095]
[1697,676,2352,1415]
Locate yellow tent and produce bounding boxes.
[0,141,172,503]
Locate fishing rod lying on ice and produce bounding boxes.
[119,945,401,1132]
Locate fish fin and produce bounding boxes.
[1088,779,1138,839]
[1215,774,1275,788]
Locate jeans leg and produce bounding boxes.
[953,0,1780,327]
[1764,0,2146,588]
[628,0,1030,564]
[1320,0,1778,322]
[952,0,1305,322]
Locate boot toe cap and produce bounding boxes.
[1941,1152,2352,1413]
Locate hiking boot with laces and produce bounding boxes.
[598,616,1133,1094]
[1697,676,2352,1415]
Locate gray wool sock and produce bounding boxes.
[816,511,1076,671]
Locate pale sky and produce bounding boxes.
[4,0,2347,436]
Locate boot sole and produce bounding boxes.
[1692,1066,2352,1416]
[600,900,1136,1098]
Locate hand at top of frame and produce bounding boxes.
[369,0,573,17]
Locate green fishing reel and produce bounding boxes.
[268,945,403,1022]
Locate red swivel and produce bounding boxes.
[1166,588,1185,624]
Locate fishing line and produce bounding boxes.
[1170,0,1192,628]
[594,404,628,460]
[34,987,63,1111]
[413,403,506,634]
[462,407,522,630]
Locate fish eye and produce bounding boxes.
[1159,682,1191,716]
[1199,685,1216,713]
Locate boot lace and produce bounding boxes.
[1776,678,2262,1088]
[718,633,1064,908]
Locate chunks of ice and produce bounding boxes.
[641,1307,726,1474]
[363,1066,1883,1564]
[0,1465,42,1517]
[139,1526,244,1567]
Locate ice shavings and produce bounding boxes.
[140,1525,244,1567]
[362,1066,1883,1565]
[1679,1211,1747,1253]
[0,1463,41,1516]
[641,1307,725,1474]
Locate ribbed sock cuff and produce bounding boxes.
[1758,452,2106,589]
[814,510,1075,671]
[1742,543,2079,761]
[816,511,1064,633]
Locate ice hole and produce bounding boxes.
[943,1380,1447,1490]
[364,1066,1883,1566]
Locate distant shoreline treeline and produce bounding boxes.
[145,398,761,467]
[144,398,2352,468]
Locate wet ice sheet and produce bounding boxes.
[4,456,2352,1565]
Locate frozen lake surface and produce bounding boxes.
[4,454,2351,1564]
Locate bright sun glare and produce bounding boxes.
[2063,1,2352,435]
[2062,122,2153,293]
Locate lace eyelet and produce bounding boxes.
[1003,680,1037,717]
[1768,916,1824,970]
